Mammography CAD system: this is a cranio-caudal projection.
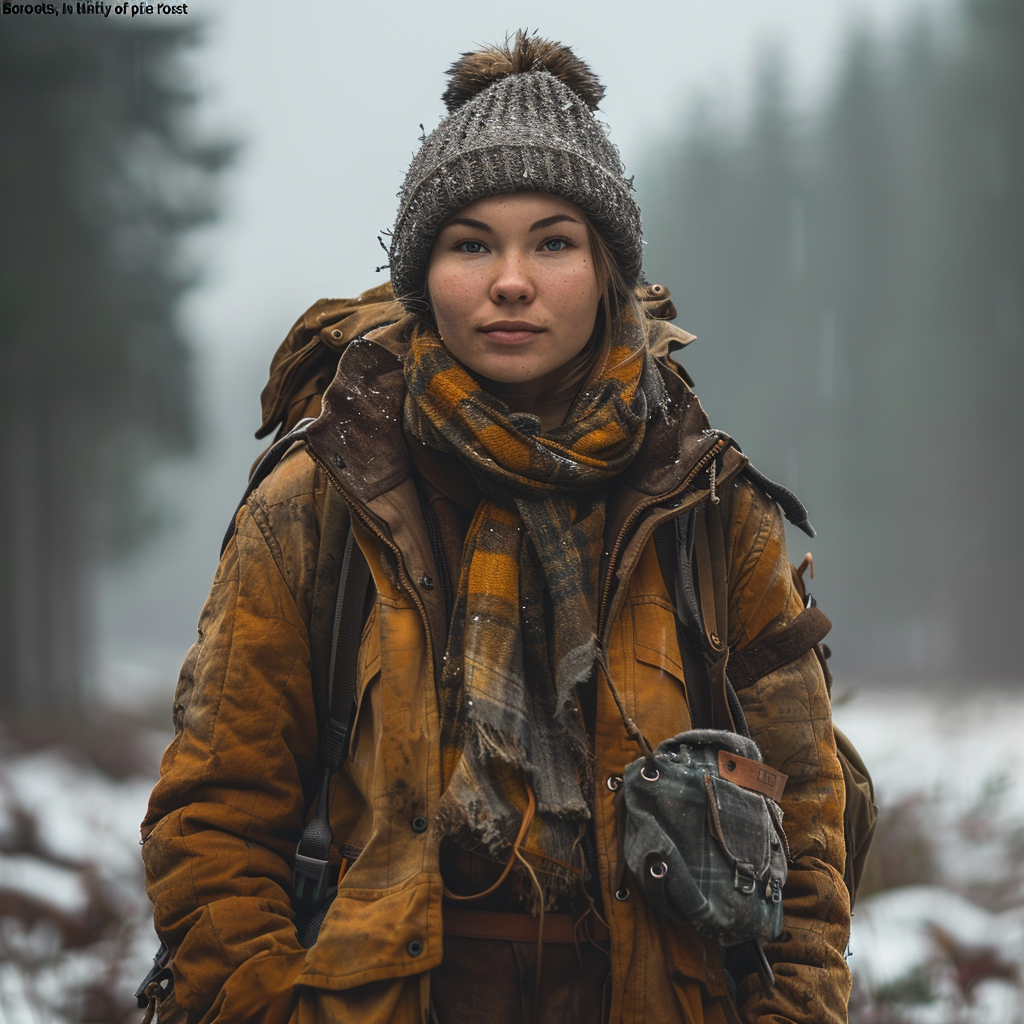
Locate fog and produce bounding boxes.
[10,3,1024,1020]
[95,0,958,709]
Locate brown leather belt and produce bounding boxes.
[443,907,610,944]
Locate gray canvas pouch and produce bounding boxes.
[618,729,789,947]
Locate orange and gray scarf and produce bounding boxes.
[403,317,660,907]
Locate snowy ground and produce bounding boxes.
[1,687,1022,1022]
[836,687,1024,1022]
[0,727,164,1023]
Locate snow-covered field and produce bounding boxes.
[1,687,1022,1022]
[0,729,162,1023]
[835,687,1024,1022]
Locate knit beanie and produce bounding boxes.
[388,32,643,307]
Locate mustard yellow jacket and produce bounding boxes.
[141,319,851,1024]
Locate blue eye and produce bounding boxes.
[457,240,486,254]
[542,238,570,252]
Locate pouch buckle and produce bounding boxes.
[734,863,757,895]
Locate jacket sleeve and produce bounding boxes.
[724,477,852,1024]
[140,449,325,1024]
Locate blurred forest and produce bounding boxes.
[0,0,1022,1021]
[0,18,230,716]
[640,0,1022,682]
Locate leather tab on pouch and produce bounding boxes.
[718,750,788,802]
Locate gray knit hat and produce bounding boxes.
[389,33,643,306]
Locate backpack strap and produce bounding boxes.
[654,511,713,729]
[653,502,742,734]
[308,482,351,730]
[693,502,741,733]
[655,496,771,991]
[661,481,878,909]
[292,512,372,938]
[220,416,317,557]
[224,420,375,941]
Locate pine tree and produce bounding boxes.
[0,19,232,713]
[640,0,1023,680]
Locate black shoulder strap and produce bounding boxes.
[292,511,372,929]
[655,512,712,730]
[217,412,372,751]
[220,416,317,557]
[322,525,372,765]
[308,482,351,731]
[694,501,743,733]
[655,498,769,992]
[654,500,746,735]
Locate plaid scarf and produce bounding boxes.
[403,317,655,908]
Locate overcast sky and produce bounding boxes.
[181,0,956,354]
[99,0,956,707]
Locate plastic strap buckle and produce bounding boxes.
[135,940,173,1009]
[292,851,330,913]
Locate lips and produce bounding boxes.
[480,321,545,345]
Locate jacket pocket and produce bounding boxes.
[297,872,443,990]
[631,598,692,740]
[631,597,686,682]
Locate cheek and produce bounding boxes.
[555,263,601,324]
[427,265,478,331]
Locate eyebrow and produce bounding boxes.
[441,213,582,233]
[445,217,491,231]
[529,214,580,231]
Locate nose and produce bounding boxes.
[489,252,535,305]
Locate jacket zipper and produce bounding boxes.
[597,435,753,1024]
[598,437,726,637]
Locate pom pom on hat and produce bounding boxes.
[442,31,605,113]
[390,31,643,304]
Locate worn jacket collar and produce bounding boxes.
[304,316,746,562]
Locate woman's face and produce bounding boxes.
[426,193,601,389]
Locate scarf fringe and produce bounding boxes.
[404,316,649,910]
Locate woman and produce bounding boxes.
[141,33,851,1024]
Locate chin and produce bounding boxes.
[467,358,548,386]
[484,369,543,385]
[488,371,554,390]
